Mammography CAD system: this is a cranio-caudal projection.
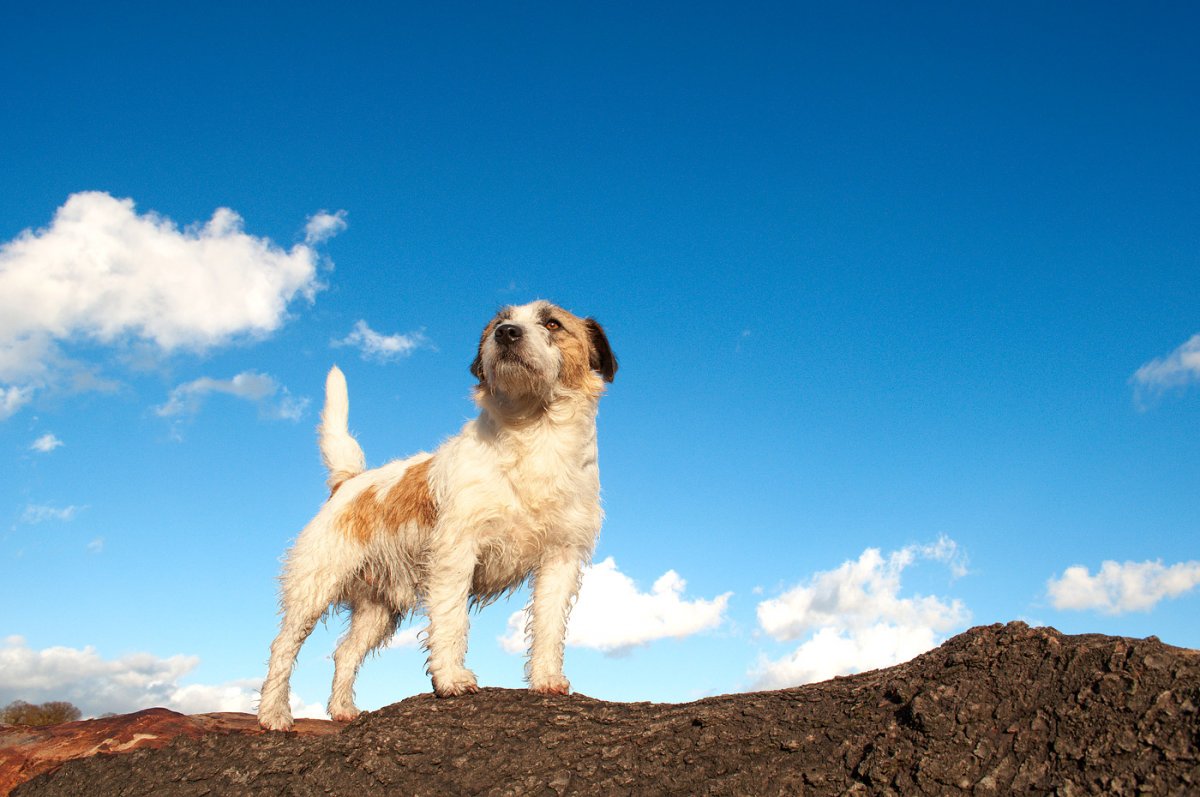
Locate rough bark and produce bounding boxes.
[0,709,338,796]
[10,622,1200,796]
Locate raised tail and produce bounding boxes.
[319,365,366,492]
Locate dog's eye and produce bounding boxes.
[544,319,562,331]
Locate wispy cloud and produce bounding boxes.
[336,320,430,363]
[1047,559,1200,614]
[500,557,731,656]
[750,537,970,689]
[304,210,348,245]
[0,635,325,719]
[29,432,63,453]
[1,386,32,420]
[21,503,83,524]
[1132,333,1200,406]
[0,192,342,418]
[156,371,308,422]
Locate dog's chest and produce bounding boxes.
[458,416,599,512]
[432,415,601,594]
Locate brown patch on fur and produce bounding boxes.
[546,306,615,393]
[554,312,599,392]
[340,458,437,543]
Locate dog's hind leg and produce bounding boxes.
[258,561,347,730]
[328,598,397,721]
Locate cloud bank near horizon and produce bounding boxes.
[500,557,731,656]
[0,635,325,719]
[751,538,970,689]
[1048,559,1200,615]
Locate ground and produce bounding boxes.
[6,622,1199,795]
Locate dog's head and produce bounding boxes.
[470,301,617,404]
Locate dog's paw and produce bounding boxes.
[530,674,571,696]
[257,709,295,732]
[328,705,360,723]
[432,669,479,697]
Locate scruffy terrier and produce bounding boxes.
[258,300,617,730]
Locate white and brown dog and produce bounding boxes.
[258,300,617,731]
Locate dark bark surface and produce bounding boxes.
[0,710,339,796]
[14,622,1200,796]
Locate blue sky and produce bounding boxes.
[2,2,1198,717]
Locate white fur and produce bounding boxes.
[318,365,366,490]
[258,301,614,731]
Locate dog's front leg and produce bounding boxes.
[527,549,583,695]
[424,541,480,697]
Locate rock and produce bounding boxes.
[9,623,1200,795]
[0,708,341,796]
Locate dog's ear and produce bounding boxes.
[471,314,502,382]
[470,328,488,381]
[585,318,617,383]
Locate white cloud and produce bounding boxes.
[757,537,968,641]
[156,370,308,421]
[21,503,83,524]
[1132,333,1200,403]
[751,538,970,690]
[0,635,325,719]
[385,625,424,650]
[29,433,64,453]
[270,394,309,422]
[86,537,105,554]
[1,386,32,420]
[0,192,341,417]
[304,210,348,245]
[1047,559,1200,614]
[751,623,946,689]
[500,557,731,656]
[336,320,429,362]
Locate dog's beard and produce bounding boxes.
[487,350,557,406]
[491,357,547,393]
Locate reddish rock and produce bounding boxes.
[8,623,1200,795]
[0,708,341,795]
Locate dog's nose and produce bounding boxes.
[494,324,523,344]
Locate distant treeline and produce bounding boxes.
[0,700,82,726]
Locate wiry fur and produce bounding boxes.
[258,300,617,731]
[318,365,365,492]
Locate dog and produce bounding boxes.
[257,300,617,731]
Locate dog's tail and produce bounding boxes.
[319,365,366,493]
